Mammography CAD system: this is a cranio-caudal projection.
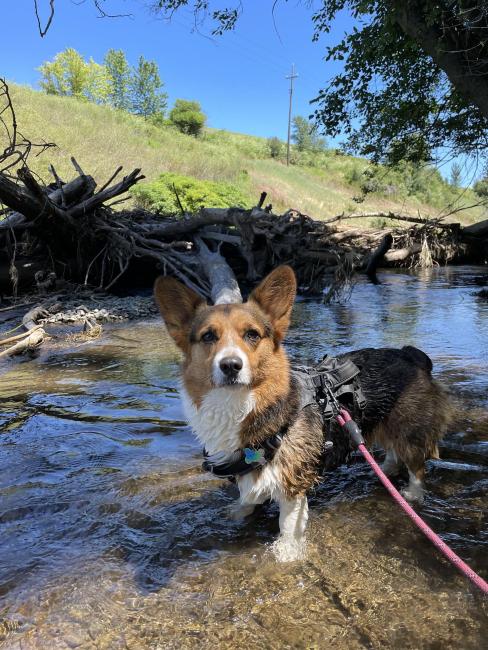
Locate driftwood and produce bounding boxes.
[463,218,488,238]
[1,153,487,318]
[384,243,423,262]
[0,304,47,358]
[195,237,242,304]
[365,233,393,281]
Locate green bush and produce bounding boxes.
[267,136,283,159]
[169,99,206,137]
[473,177,488,198]
[131,172,249,213]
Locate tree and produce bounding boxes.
[39,48,108,104]
[104,49,131,110]
[308,1,488,165]
[473,177,488,198]
[450,162,462,189]
[39,48,90,97]
[267,137,283,159]
[292,116,313,152]
[292,116,326,152]
[85,59,110,104]
[130,56,167,119]
[169,99,206,137]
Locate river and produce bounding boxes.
[1,266,487,649]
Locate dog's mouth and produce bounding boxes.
[213,375,250,388]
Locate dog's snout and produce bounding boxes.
[219,356,243,376]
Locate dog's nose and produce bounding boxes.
[219,356,243,376]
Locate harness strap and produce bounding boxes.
[201,354,367,480]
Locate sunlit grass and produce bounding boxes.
[3,83,485,226]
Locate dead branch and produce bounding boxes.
[0,78,55,176]
[34,0,55,37]
[0,324,43,347]
[0,304,48,359]
[69,168,144,218]
[365,233,393,279]
[323,212,445,227]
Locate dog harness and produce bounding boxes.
[201,355,367,480]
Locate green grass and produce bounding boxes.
[3,83,486,227]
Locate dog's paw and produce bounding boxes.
[227,502,256,521]
[401,487,425,504]
[271,536,307,563]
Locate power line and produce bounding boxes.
[286,64,298,166]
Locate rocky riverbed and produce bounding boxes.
[38,293,160,325]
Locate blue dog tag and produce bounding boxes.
[244,448,266,465]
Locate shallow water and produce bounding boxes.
[0,267,487,649]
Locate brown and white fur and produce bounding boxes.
[154,266,453,561]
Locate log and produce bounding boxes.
[195,237,242,304]
[463,218,488,238]
[365,233,393,279]
[323,212,445,227]
[0,327,45,358]
[384,243,422,262]
[69,168,144,218]
[0,324,42,347]
[147,208,243,239]
[0,174,95,229]
[0,303,48,359]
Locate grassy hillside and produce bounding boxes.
[3,84,485,226]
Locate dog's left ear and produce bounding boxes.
[249,265,296,341]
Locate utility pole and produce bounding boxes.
[286,64,298,167]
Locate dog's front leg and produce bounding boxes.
[272,494,308,562]
[228,474,268,520]
[227,497,265,520]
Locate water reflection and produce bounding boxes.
[0,267,487,649]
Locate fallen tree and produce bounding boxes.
[0,161,486,305]
[1,159,488,360]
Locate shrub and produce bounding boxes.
[131,172,249,213]
[169,99,206,137]
[267,136,283,159]
[345,166,362,185]
[473,177,488,198]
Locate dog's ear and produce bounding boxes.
[154,276,205,351]
[249,266,296,341]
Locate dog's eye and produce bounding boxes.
[201,330,217,343]
[244,329,261,343]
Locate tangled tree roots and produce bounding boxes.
[0,160,486,304]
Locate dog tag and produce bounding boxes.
[244,448,266,465]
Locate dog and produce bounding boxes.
[154,266,453,560]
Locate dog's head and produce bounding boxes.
[154,266,296,399]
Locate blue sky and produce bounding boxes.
[0,1,348,143]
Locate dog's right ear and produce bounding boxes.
[154,276,205,351]
[249,265,296,341]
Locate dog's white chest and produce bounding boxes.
[181,386,255,457]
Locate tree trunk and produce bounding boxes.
[393,1,488,120]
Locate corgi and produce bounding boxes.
[154,266,453,561]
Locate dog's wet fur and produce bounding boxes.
[155,266,454,561]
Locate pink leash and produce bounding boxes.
[336,409,488,595]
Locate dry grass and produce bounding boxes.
[2,83,486,227]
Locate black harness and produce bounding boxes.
[202,355,367,480]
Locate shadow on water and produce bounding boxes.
[0,267,487,649]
